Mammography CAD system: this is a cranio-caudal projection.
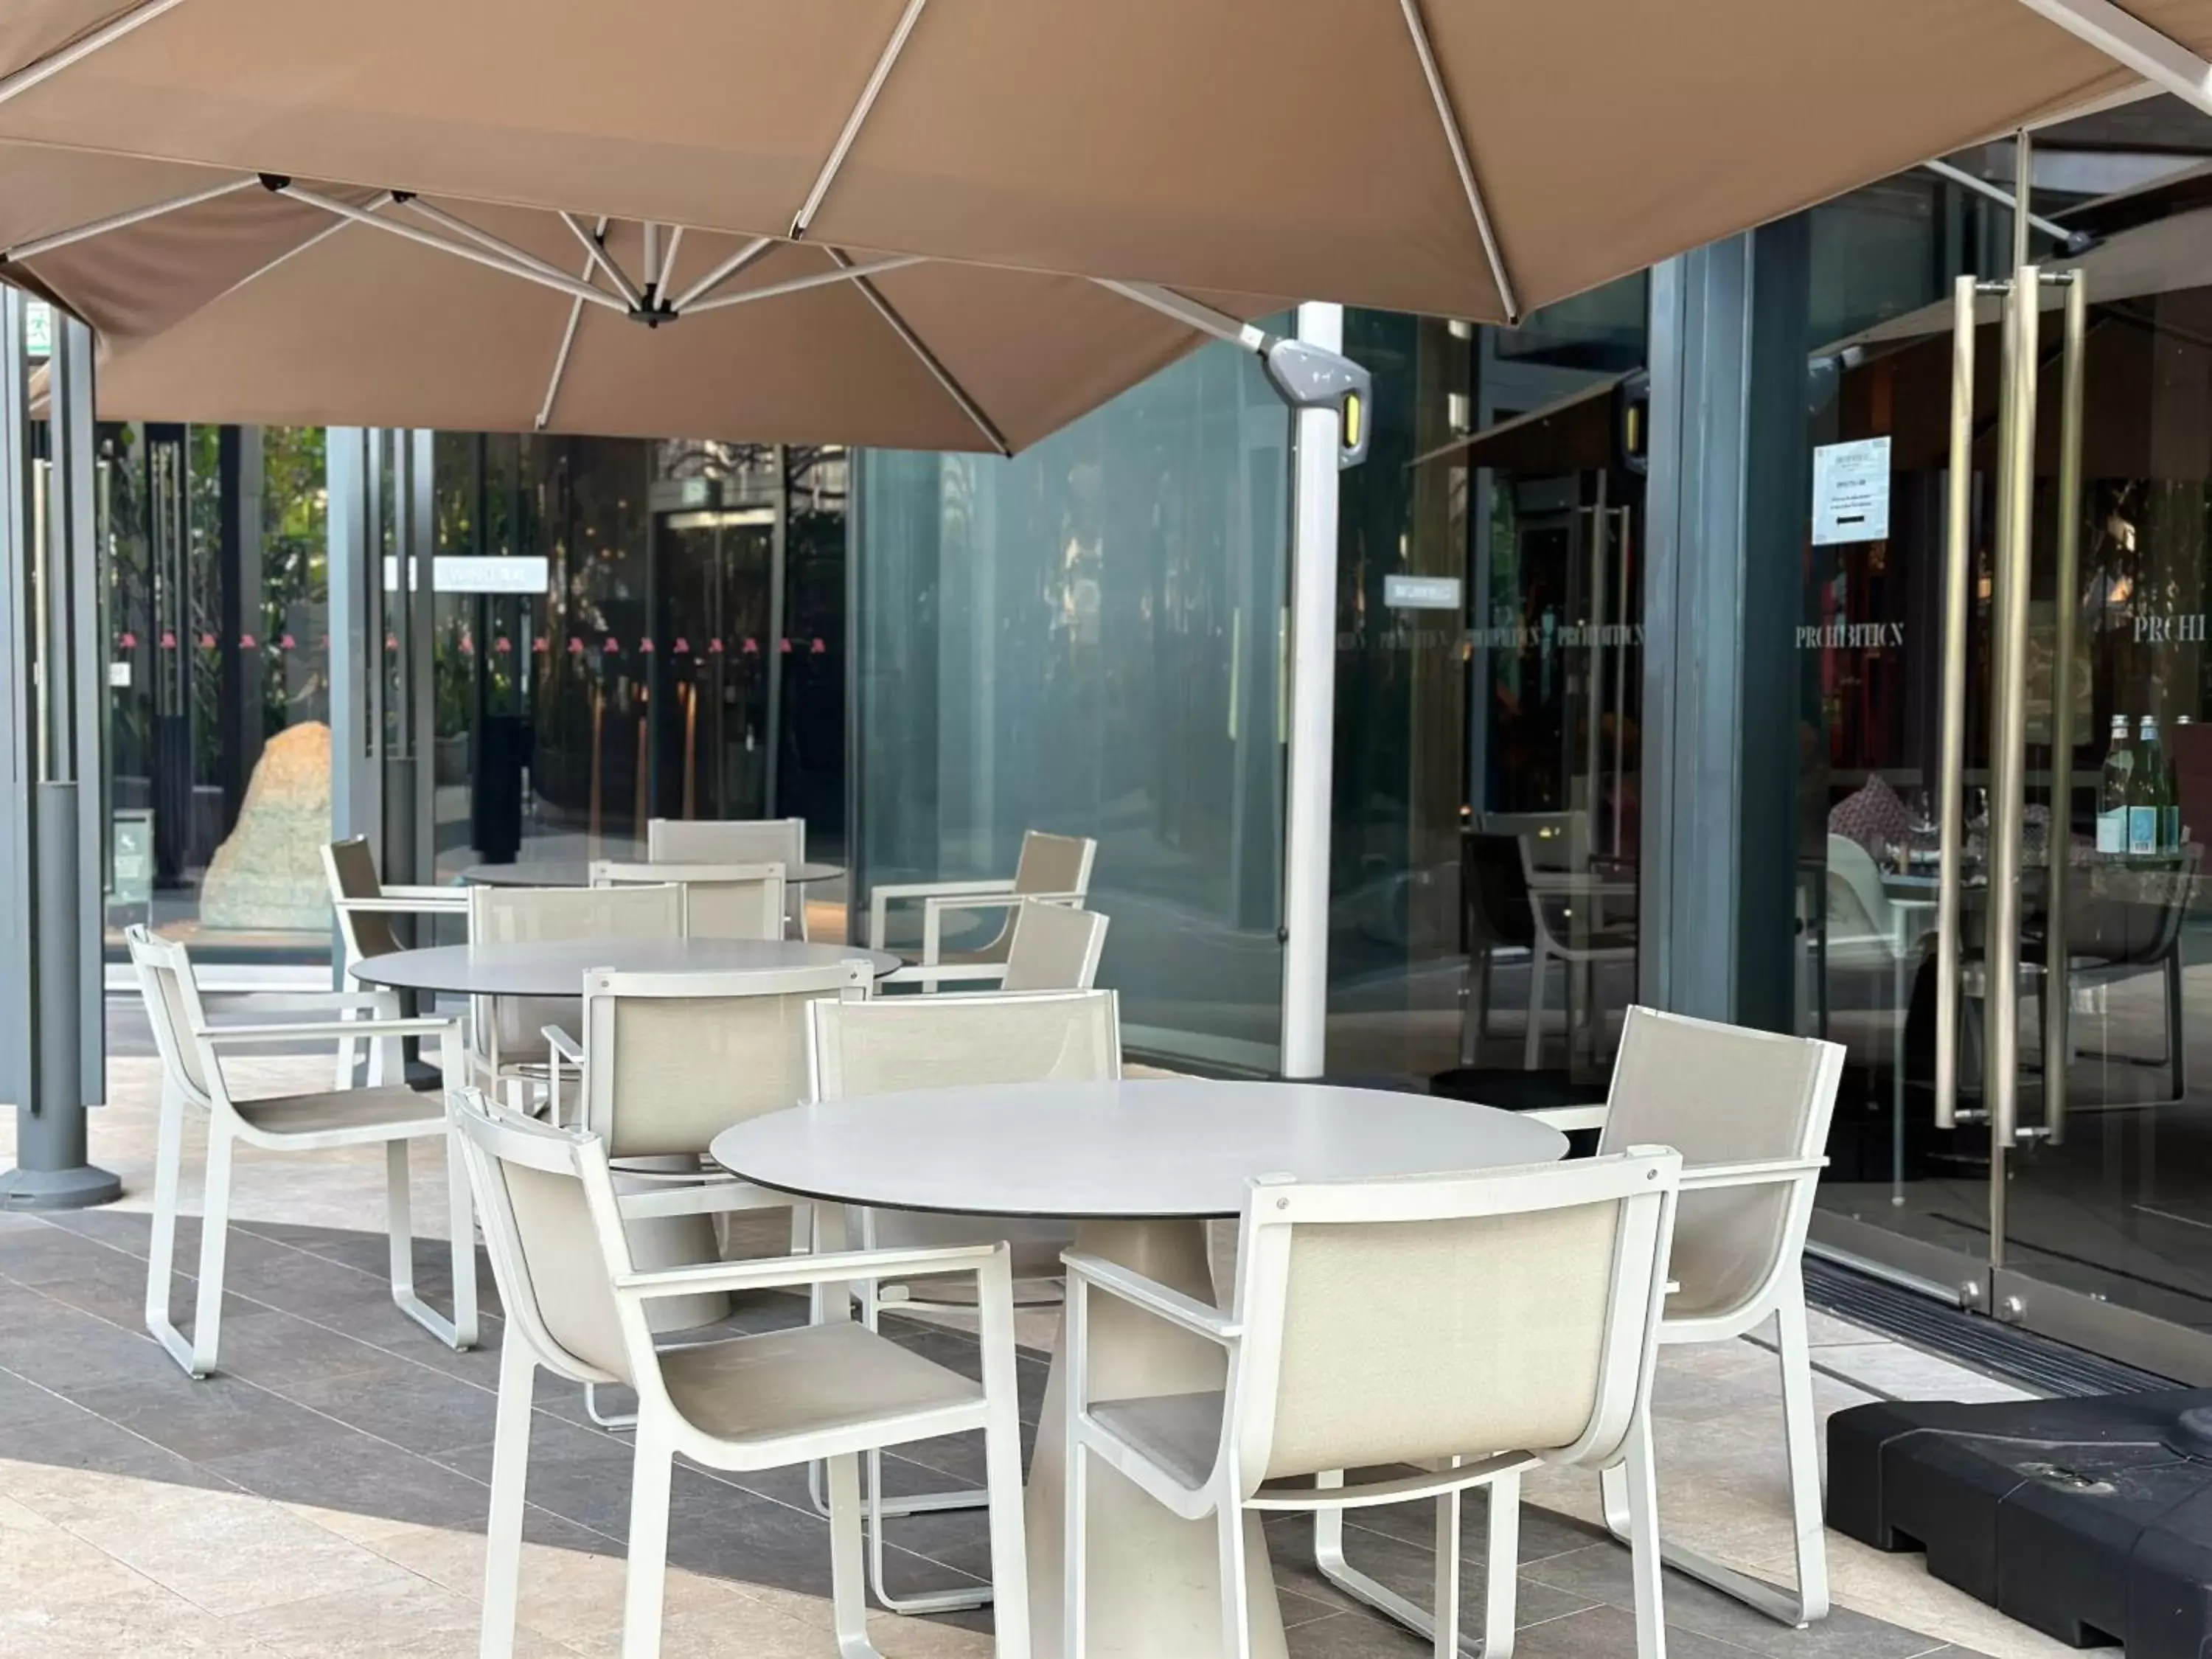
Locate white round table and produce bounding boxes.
[459,858,844,888]
[352,937,899,997]
[711,1079,1566,1659]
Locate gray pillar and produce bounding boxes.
[0,302,119,1208]
[217,426,264,832]
[1639,221,1812,1032]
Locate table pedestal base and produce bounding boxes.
[1024,1218,1288,1659]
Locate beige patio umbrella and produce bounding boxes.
[0,141,1282,451]
[5,0,2212,327]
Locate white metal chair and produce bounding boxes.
[804,987,1121,1613]
[1068,1148,1683,1659]
[998,900,1110,992]
[126,925,478,1377]
[1520,835,1637,1071]
[647,815,809,936]
[545,961,869,1426]
[450,1089,1032,1659]
[321,835,467,1088]
[591,858,786,941]
[465,883,683,1107]
[870,830,1096,990]
[1506,1005,1845,1629]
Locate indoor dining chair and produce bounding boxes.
[127,925,478,1377]
[1065,1147,1683,1659]
[465,882,683,1109]
[591,858,786,940]
[869,829,1096,990]
[998,900,1110,992]
[322,835,468,1088]
[804,987,1121,1613]
[544,961,869,1426]
[450,1089,1032,1659]
[647,815,807,936]
[1503,1005,1845,1629]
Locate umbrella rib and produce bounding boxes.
[667,237,775,313]
[2010,0,2212,116]
[828,247,1009,456]
[1918,159,2075,243]
[1096,279,1268,351]
[187,193,391,317]
[656,226,685,303]
[681,253,926,314]
[790,0,928,239]
[279,184,623,310]
[0,0,187,109]
[537,225,603,431]
[0,173,259,264]
[1397,0,1517,324]
[557,211,646,310]
[397,196,612,293]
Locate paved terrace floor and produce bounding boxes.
[0,1023,2075,1659]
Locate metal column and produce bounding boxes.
[1280,302,1346,1078]
[0,304,119,1208]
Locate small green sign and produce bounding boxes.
[111,810,153,907]
[24,301,51,360]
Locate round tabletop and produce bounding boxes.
[458,859,844,888]
[709,1079,1569,1220]
[354,937,900,997]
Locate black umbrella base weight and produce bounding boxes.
[1828,1388,2212,1658]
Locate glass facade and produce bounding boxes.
[1326,290,1648,1092]
[850,336,1292,1071]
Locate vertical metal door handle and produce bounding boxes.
[1935,275,1978,1130]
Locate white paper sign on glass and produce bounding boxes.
[380,555,552,594]
[1811,437,1892,546]
[1383,574,1463,611]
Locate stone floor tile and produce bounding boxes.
[72,1365,365,1464]
[279,1361,504,1456]
[223,1572,581,1658]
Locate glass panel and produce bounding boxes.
[851,336,1291,1071]
[1329,287,1646,1095]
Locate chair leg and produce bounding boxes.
[386,1136,476,1349]
[1433,1484,1462,1659]
[1065,1440,1090,1659]
[826,1452,886,1659]
[1599,1328,1825,1627]
[863,1445,992,1613]
[981,1358,1032,1658]
[2169,950,2188,1099]
[1775,1280,1831,1624]
[584,1383,639,1431]
[481,1340,537,1659]
[620,1421,676,1659]
[1484,1473,1520,1659]
[1218,1501,1253,1659]
[1315,1471,1472,1649]
[1620,1413,1669,1659]
[1525,945,1550,1071]
[144,1084,209,1376]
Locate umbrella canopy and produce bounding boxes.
[4,0,2211,325]
[0,142,1277,451]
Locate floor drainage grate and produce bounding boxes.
[1803,1256,2177,1397]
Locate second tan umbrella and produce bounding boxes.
[0,142,1291,452]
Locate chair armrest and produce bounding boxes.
[917,889,1082,965]
[540,1025,584,1124]
[1062,1251,1241,1343]
[336,894,468,914]
[222,990,400,1017]
[198,1016,459,1045]
[613,1241,1004,1301]
[380,883,465,901]
[869,878,1018,950]
[1520,1104,1610,1134]
[543,1026,583,1064]
[1680,1155,1828,1190]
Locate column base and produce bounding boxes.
[0,1163,122,1211]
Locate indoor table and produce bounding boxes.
[456,858,845,888]
[710,1077,1567,1658]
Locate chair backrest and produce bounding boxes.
[1597,1006,1843,1331]
[647,816,804,872]
[1224,1148,1680,1494]
[1462,831,1534,952]
[467,883,686,1061]
[126,924,220,1105]
[592,860,785,942]
[1823,833,1894,947]
[999,901,1109,991]
[322,837,402,961]
[449,1087,640,1387]
[1012,830,1097,897]
[809,988,1121,1101]
[582,964,864,1158]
